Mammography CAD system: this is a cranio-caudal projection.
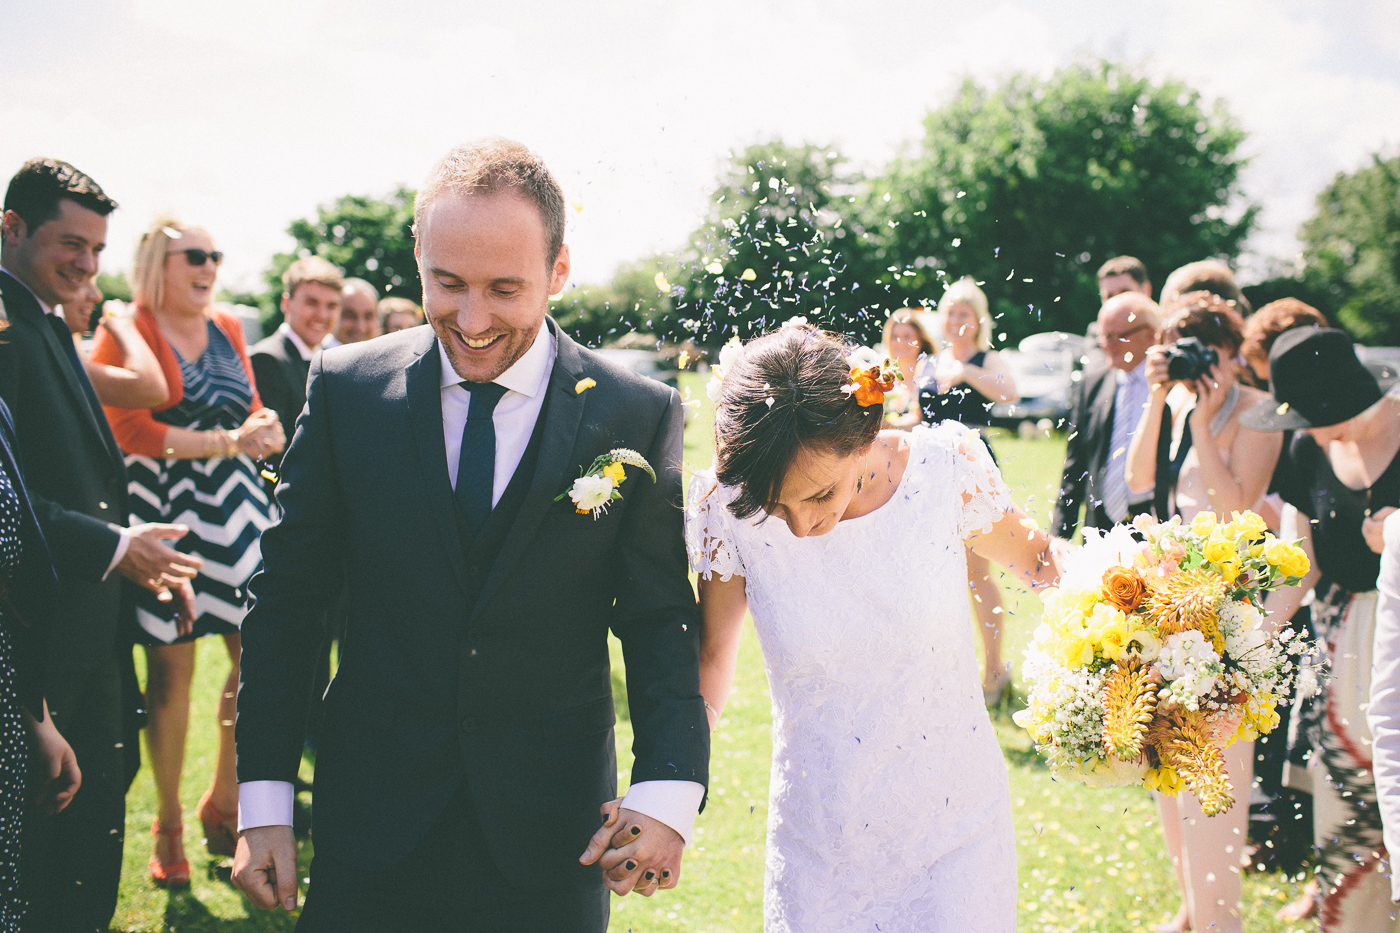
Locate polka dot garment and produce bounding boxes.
[0,455,28,931]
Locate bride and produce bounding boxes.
[688,323,1060,931]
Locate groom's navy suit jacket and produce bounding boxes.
[236,319,709,881]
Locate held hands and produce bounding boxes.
[1363,506,1398,555]
[579,800,684,897]
[233,825,300,913]
[236,409,285,460]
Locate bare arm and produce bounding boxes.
[696,573,749,729]
[83,310,168,409]
[1188,368,1282,515]
[966,505,1061,591]
[157,409,285,461]
[961,351,1019,403]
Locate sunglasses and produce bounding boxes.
[174,248,224,266]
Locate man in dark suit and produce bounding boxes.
[0,158,200,931]
[249,257,344,476]
[1051,291,1165,539]
[233,139,708,931]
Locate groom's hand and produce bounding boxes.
[579,802,685,897]
[233,825,299,912]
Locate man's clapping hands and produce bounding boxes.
[579,799,685,897]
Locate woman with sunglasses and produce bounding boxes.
[90,219,283,888]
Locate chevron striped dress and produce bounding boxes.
[127,321,275,644]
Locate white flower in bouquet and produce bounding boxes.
[1067,754,1150,788]
[1155,631,1224,710]
[1056,524,1144,594]
[845,346,882,371]
[706,336,745,403]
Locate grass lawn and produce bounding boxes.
[110,373,1316,932]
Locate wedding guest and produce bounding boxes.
[1242,326,1400,931]
[0,387,82,932]
[1240,298,1328,388]
[250,257,343,444]
[919,278,1019,703]
[1097,255,1153,302]
[378,295,424,333]
[1122,292,1282,933]
[1367,511,1400,904]
[91,218,283,888]
[1,157,200,931]
[60,281,169,409]
[880,306,936,429]
[1051,292,1163,540]
[326,278,379,348]
[1159,259,1250,315]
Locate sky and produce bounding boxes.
[4,0,1398,296]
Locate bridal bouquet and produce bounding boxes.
[1014,511,1311,815]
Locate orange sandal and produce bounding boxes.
[149,820,191,889]
[197,790,239,857]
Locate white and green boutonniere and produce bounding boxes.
[557,448,656,518]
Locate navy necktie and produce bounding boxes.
[456,382,508,529]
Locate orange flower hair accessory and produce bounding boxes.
[842,347,901,408]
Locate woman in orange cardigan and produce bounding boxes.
[91,219,283,889]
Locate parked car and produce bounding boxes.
[989,333,1081,429]
[592,348,681,393]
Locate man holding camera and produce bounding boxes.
[1052,291,1164,538]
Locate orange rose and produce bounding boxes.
[1101,565,1147,612]
[848,367,890,407]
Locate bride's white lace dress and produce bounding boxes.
[687,422,1018,932]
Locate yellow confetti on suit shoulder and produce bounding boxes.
[574,377,596,394]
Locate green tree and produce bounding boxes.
[552,257,677,348]
[865,61,1257,343]
[95,271,131,303]
[260,187,421,330]
[672,141,877,346]
[1299,152,1400,345]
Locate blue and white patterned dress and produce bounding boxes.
[126,320,275,644]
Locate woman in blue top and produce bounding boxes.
[918,279,1019,704]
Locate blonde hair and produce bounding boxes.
[937,277,993,350]
[131,216,191,313]
[882,307,938,358]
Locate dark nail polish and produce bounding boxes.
[625,860,636,871]
[645,871,655,881]
[630,825,641,835]
[661,870,671,878]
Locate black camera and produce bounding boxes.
[1164,338,1219,382]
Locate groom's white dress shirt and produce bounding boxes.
[239,325,705,842]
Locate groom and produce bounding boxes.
[233,138,709,931]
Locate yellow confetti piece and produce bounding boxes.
[654,272,671,292]
[678,350,691,369]
[740,268,757,281]
[574,377,596,394]
[571,200,584,213]
[1276,402,1290,414]
[705,262,723,275]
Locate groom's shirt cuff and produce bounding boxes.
[620,780,705,846]
[239,780,294,832]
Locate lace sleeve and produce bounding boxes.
[952,429,1015,539]
[685,472,747,581]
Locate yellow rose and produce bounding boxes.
[602,462,626,485]
[1231,510,1269,539]
[1262,535,1289,566]
[1203,538,1236,566]
[1095,608,1132,661]
[1146,766,1183,795]
[1191,511,1218,536]
[1279,545,1311,579]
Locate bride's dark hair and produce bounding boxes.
[714,324,882,519]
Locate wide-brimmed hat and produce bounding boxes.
[1240,326,1397,431]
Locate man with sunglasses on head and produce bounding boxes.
[250,258,344,493]
[0,157,201,932]
[1051,290,1166,539]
